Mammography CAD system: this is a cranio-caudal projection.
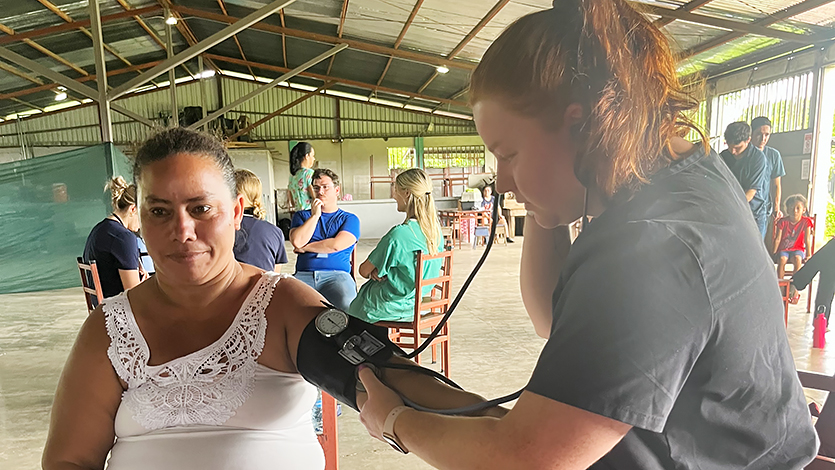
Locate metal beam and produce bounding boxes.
[109,0,296,101]
[115,0,195,78]
[89,0,112,142]
[642,4,820,42]
[683,0,835,58]
[0,6,162,45]
[0,61,160,102]
[217,0,256,78]
[170,5,475,71]
[228,81,335,141]
[654,0,715,28]
[203,53,470,107]
[416,0,510,94]
[327,0,350,76]
[0,22,88,76]
[189,43,348,130]
[375,0,425,88]
[165,8,178,127]
[0,45,156,128]
[159,1,222,76]
[280,10,288,68]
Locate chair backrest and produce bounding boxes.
[413,248,453,321]
[798,370,835,468]
[76,257,103,313]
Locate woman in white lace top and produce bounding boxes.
[43,128,496,470]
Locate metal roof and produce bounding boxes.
[0,0,834,130]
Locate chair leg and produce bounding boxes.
[431,343,437,364]
[443,340,450,378]
[809,278,814,313]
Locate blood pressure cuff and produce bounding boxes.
[296,315,405,411]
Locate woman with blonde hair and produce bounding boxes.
[82,176,142,299]
[355,0,816,467]
[347,168,443,323]
[233,168,288,272]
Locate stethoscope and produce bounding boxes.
[365,189,592,415]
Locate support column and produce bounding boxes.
[166,10,178,127]
[414,136,424,169]
[89,0,112,142]
[810,65,835,248]
[198,55,207,126]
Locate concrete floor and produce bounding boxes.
[0,238,828,469]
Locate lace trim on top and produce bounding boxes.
[103,272,287,431]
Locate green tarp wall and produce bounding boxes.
[0,144,132,294]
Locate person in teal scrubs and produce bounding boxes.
[348,168,443,323]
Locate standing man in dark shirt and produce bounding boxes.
[720,121,770,238]
[751,116,787,220]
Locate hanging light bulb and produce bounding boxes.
[436,65,450,74]
[165,15,178,25]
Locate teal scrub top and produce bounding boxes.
[348,220,443,323]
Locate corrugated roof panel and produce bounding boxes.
[398,0,491,57]
[679,35,785,76]
[790,2,835,25]
[340,0,416,47]
[460,0,550,62]
[693,0,803,17]
[663,20,730,54]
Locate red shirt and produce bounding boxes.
[776,216,814,252]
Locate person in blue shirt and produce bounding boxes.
[751,116,787,219]
[233,168,288,272]
[82,176,142,298]
[289,169,359,311]
[720,121,770,238]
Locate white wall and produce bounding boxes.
[0,146,83,165]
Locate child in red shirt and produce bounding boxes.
[773,194,814,278]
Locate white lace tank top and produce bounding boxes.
[102,272,324,470]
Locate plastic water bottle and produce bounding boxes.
[814,305,827,349]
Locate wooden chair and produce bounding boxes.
[76,257,103,313]
[317,392,339,470]
[473,212,507,248]
[798,370,835,469]
[377,249,453,377]
[775,214,817,313]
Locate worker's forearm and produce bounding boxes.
[745,189,756,202]
[380,358,507,418]
[289,217,318,248]
[774,178,782,212]
[396,411,516,470]
[300,240,339,253]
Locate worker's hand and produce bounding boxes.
[357,365,406,441]
[311,198,324,217]
[775,209,783,219]
[369,268,386,282]
[294,246,306,254]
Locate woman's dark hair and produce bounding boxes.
[470,0,706,201]
[290,142,313,176]
[133,127,235,197]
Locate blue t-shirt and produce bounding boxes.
[291,208,360,273]
[762,146,786,214]
[136,236,155,275]
[720,145,769,218]
[82,218,140,298]
[234,214,288,271]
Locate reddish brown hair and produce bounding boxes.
[470,0,706,201]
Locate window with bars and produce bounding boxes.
[709,72,814,148]
[387,145,485,170]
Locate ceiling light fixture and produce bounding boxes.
[165,16,178,25]
[54,92,67,101]
[436,65,449,74]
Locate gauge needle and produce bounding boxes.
[328,318,339,326]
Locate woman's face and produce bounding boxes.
[473,99,586,229]
[138,153,244,284]
[305,149,316,167]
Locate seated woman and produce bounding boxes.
[348,168,443,323]
[82,176,142,299]
[43,129,494,470]
[773,194,813,278]
[233,168,288,272]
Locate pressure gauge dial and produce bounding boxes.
[315,308,349,337]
